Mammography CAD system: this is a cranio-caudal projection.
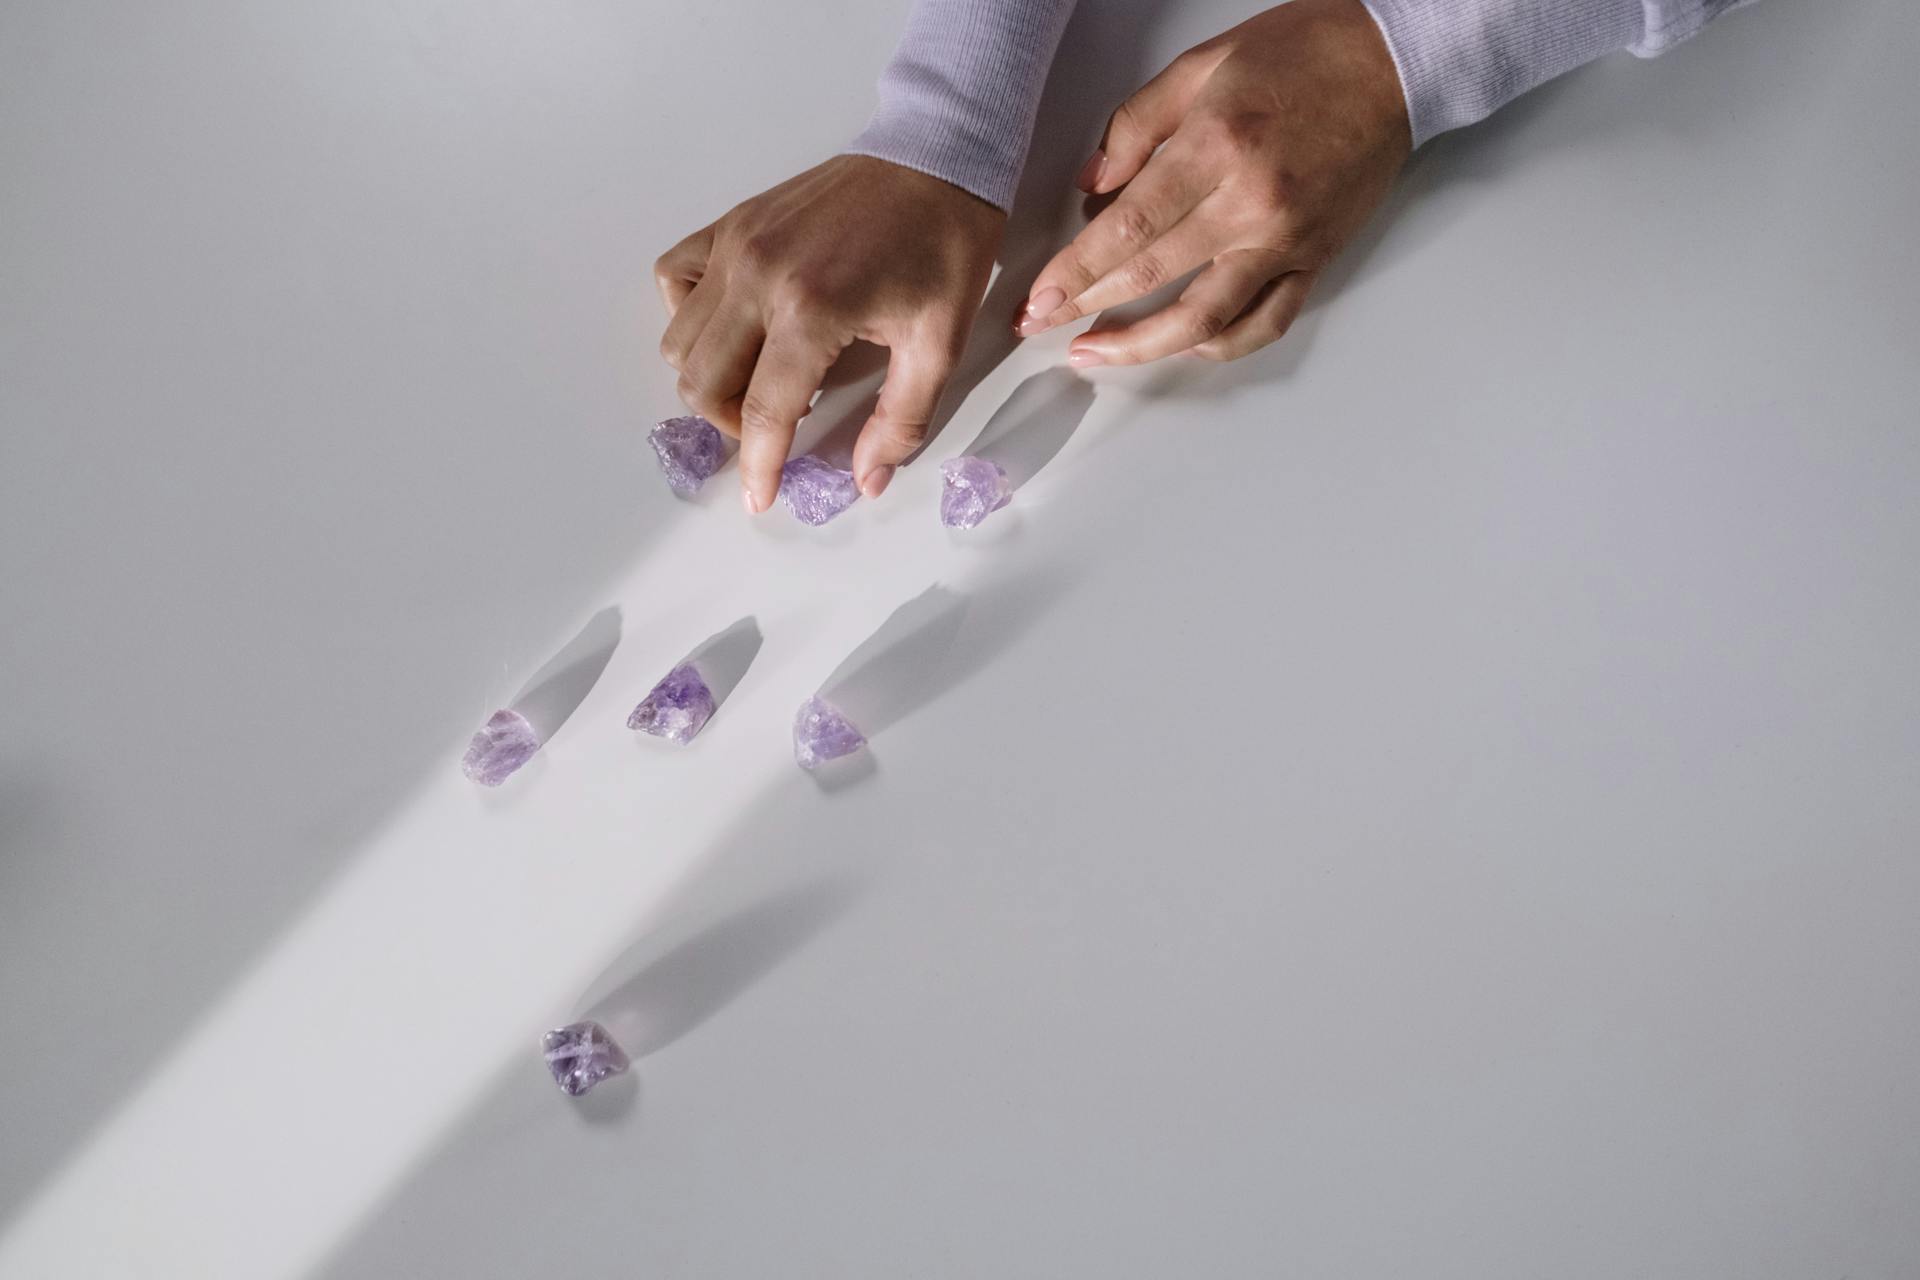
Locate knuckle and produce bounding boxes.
[1216,111,1270,150]
[1248,169,1297,218]
[736,230,779,271]
[1184,306,1231,343]
[1118,253,1166,295]
[1109,98,1146,146]
[675,374,712,409]
[737,393,786,437]
[1112,205,1158,249]
[879,416,930,450]
[659,333,684,369]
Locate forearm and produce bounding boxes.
[1361,0,1758,145]
[846,0,1079,211]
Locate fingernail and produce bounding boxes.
[742,487,761,514]
[860,465,895,499]
[1067,348,1105,369]
[1024,286,1065,320]
[1076,151,1107,192]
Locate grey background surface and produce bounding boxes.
[2,1,1917,1276]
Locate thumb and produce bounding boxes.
[1082,46,1223,195]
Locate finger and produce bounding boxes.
[659,277,722,375]
[1080,46,1224,195]
[1189,270,1315,362]
[1020,160,1213,334]
[1067,250,1285,367]
[851,329,963,497]
[1050,199,1236,323]
[654,224,715,318]
[676,303,764,435]
[737,331,843,514]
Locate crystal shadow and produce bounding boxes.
[682,615,763,710]
[958,367,1095,489]
[510,605,622,742]
[819,585,972,740]
[580,877,864,1064]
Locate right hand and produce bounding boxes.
[656,155,1005,511]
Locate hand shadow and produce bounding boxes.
[510,605,621,742]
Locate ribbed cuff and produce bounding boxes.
[845,0,1077,211]
[1361,0,1646,146]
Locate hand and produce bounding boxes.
[656,155,1004,511]
[1016,0,1410,365]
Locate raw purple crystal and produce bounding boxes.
[793,695,867,770]
[627,661,716,745]
[778,455,859,526]
[939,456,1013,529]
[462,708,539,786]
[649,415,727,497]
[541,1021,629,1097]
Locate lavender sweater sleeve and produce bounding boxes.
[846,0,1078,211]
[1361,0,1759,146]
[846,0,1755,209]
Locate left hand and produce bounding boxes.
[1016,0,1411,365]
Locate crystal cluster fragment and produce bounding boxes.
[778,456,860,526]
[627,662,717,745]
[462,708,540,786]
[541,1021,629,1097]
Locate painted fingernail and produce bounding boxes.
[1024,287,1065,319]
[860,465,895,499]
[742,487,762,514]
[1076,151,1107,192]
[1067,348,1105,369]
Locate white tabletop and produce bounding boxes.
[3,1,1917,1276]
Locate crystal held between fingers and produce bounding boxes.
[778,456,860,526]
[627,662,717,745]
[541,1021,629,1097]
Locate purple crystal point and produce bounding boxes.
[939,456,1013,529]
[627,661,717,745]
[778,455,859,526]
[541,1021,629,1097]
[793,695,867,770]
[462,708,539,786]
[649,415,727,496]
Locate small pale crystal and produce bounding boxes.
[462,708,539,786]
[627,662,717,745]
[541,1021,629,1097]
[778,456,859,526]
[649,415,727,496]
[793,695,867,769]
[939,456,1013,529]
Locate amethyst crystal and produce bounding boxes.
[778,455,859,526]
[541,1021,629,1097]
[649,415,727,496]
[627,662,717,745]
[939,456,1013,529]
[462,708,539,786]
[793,695,867,770]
